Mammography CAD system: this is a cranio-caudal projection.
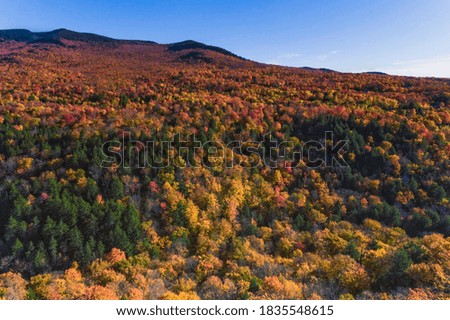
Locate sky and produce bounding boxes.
[1,0,449,77]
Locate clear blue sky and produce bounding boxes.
[1,0,449,77]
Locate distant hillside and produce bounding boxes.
[0,28,115,43]
[0,28,247,66]
[167,40,245,60]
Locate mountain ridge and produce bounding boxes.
[0,28,245,60]
[2,28,449,78]
[0,28,160,46]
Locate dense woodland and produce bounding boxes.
[0,31,449,299]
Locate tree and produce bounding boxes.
[108,177,124,200]
[344,240,361,262]
[34,242,49,272]
[380,249,412,289]
[0,272,28,300]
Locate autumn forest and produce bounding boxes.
[0,29,449,300]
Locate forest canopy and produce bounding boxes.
[0,37,449,300]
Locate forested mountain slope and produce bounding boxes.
[0,29,449,300]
